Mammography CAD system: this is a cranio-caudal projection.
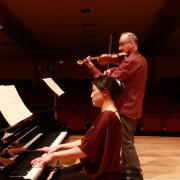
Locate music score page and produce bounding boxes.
[0,85,32,126]
[42,78,64,97]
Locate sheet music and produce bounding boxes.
[0,85,32,126]
[42,77,65,97]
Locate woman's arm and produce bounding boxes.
[31,146,86,168]
[36,139,82,154]
[60,139,81,150]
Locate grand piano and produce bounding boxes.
[0,105,69,180]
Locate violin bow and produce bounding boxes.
[106,35,112,70]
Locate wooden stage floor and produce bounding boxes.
[50,136,180,180]
[135,136,180,180]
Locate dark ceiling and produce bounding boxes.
[0,0,180,59]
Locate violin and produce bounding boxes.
[77,52,128,66]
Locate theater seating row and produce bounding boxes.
[2,78,180,136]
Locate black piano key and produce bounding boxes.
[38,131,61,148]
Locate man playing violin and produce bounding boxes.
[83,32,147,176]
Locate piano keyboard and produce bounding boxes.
[22,132,67,180]
[1,130,67,180]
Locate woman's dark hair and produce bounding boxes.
[91,75,125,100]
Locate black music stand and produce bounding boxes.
[42,78,65,121]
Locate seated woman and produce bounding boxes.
[31,75,124,180]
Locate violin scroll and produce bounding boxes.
[77,56,98,65]
[77,60,84,65]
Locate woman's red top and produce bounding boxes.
[78,110,122,180]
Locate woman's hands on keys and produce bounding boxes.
[31,153,54,168]
[31,145,62,167]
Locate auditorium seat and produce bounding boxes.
[164,118,180,137]
[89,112,99,124]
[74,108,88,113]
[152,100,164,105]
[153,112,168,125]
[171,104,180,110]
[147,108,161,115]
[66,104,78,109]
[67,117,86,135]
[162,108,176,116]
[138,113,151,125]
[73,112,88,122]
[58,112,72,124]
[167,101,178,106]
[143,104,156,112]
[78,104,91,109]
[89,107,101,113]
[142,100,150,105]
[56,104,65,112]
[135,113,151,136]
[67,101,79,105]
[79,101,92,105]
[71,97,82,102]
[170,113,180,118]
[157,95,170,103]
[57,100,68,106]
[142,118,162,136]
[60,107,74,114]
[157,104,170,110]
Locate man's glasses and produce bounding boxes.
[119,41,131,47]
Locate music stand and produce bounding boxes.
[42,78,65,120]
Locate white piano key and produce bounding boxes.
[22,167,42,180]
[50,131,67,146]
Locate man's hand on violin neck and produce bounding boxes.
[103,69,111,75]
[84,56,94,69]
